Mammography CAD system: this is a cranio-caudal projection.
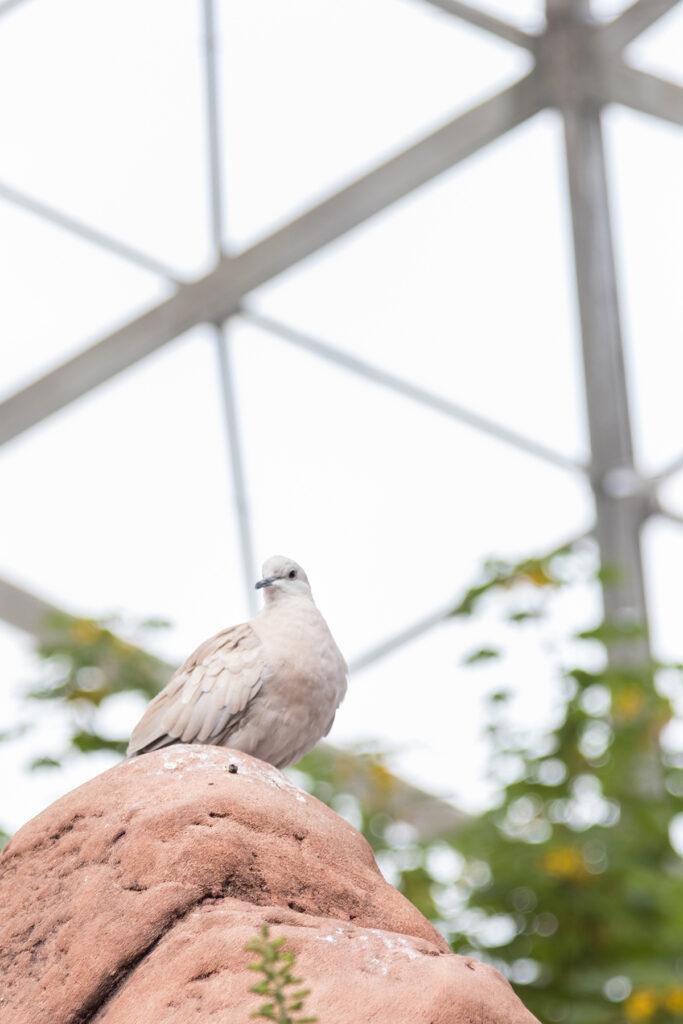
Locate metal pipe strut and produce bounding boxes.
[560,43,651,661]
[201,0,257,612]
[417,0,537,49]
[606,64,683,130]
[202,0,225,256]
[0,180,183,283]
[240,309,587,474]
[601,0,682,53]
[212,325,259,615]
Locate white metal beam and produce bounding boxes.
[0,576,65,641]
[656,502,683,528]
[562,97,651,659]
[0,0,32,18]
[240,309,586,473]
[606,63,683,128]
[0,180,183,283]
[201,0,258,612]
[0,72,543,449]
[213,325,259,615]
[652,449,683,483]
[602,0,681,52]
[416,0,537,49]
[202,0,225,256]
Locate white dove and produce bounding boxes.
[127,556,347,768]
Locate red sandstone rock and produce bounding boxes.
[0,745,539,1024]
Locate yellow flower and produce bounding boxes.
[665,988,683,1014]
[542,847,586,881]
[624,990,658,1021]
[70,618,102,644]
[369,761,395,792]
[523,565,554,587]
[613,687,645,723]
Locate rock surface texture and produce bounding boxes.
[0,746,540,1024]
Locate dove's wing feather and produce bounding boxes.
[126,622,268,755]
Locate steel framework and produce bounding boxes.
[1,0,683,671]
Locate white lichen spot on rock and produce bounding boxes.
[366,929,424,962]
[147,746,310,804]
[368,957,389,976]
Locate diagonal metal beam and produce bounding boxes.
[0,73,543,448]
[0,180,184,283]
[349,524,597,673]
[348,602,454,674]
[416,0,537,49]
[655,502,683,528]
[602,0,682,53]
[651,448,683,483]
[240,308,586,473]
[0,0,33,18]
[606,62,683,128]
[229,73,542,285]
[0,576,66,641]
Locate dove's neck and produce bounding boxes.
[259,591,316,613]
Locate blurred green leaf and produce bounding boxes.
[463,648,501,665]
[70,730,127,756]
[29,756,62,771]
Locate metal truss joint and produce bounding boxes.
[535,14,610,112]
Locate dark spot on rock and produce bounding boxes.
[190,968,218,982]
[111,830,126,844]
[49,814,84,842]
[228,764,238,774]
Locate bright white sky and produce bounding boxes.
[0,0,682,835]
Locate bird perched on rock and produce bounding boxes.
[127,556,347,768]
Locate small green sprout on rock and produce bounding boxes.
[246,923,317,1024]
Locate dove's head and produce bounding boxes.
[255,556,313,603]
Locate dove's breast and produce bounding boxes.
[231,599,347,767]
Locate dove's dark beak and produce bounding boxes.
[255,576,276,590]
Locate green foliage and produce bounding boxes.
[449,545,571,619]
[24,612,169,764]
[446,544,683,1024]
[246,924,317,1023]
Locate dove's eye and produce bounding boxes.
[288,570,297,579]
